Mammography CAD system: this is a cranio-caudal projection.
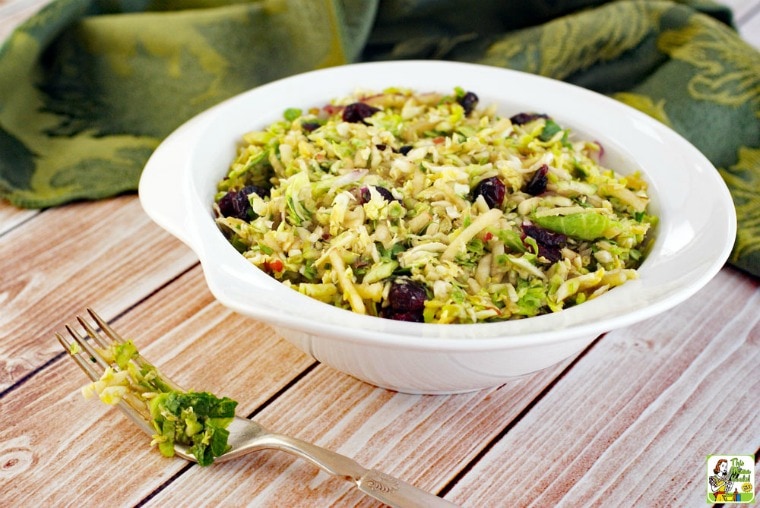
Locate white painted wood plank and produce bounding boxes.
[723,0,760,48]
[0,275,317,506]
[0,262,577,505]
[0,196,199,391]
[445,267,760,507]
[723,0,760,21]
[0,203,37,235]
[737,9,760,49]
[0,0,49,41]
[141,360,577,506]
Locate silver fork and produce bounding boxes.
[56,308,457,508]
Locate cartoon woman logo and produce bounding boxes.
[709,458,734,502]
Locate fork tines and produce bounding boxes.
[56,309,116,369]
[56,308,155,436]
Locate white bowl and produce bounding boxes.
[139,61,736,394]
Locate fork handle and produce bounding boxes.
[258,433,458,507]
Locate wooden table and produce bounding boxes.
[1,1,758,506]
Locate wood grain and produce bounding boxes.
[446,267,760,507]
[142,359,576,507]
[1,1,759,507]
[0,0,49,40]
[0,196,198,391]
[0,268,316,505]
[0,251,578,506]
[0,203,37,235]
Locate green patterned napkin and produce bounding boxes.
[0,0,758,276]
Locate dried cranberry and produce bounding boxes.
[522,223,566,247]
[457,91,479,116]
[510,112,549,125]
[388,278,427,311]
[218,191,248,219]
[382,308,425,322]
[537,245,562,263]
[359,185,395,203]
[522,223,567,263]
[217,185,266,220]
[342,102,379,123]
[472,176,506,208]
[524,165,549,196]
[302,122,321,132]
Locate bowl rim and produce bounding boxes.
[139,60,737,351]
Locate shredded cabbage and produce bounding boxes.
[82,339,237,466]
[215,87,657,324]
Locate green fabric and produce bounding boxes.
[0,0,758,277]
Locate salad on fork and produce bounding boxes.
[57,308,457,507]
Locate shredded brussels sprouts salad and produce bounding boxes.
[81,340,237,466]
[214,87,657,324]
